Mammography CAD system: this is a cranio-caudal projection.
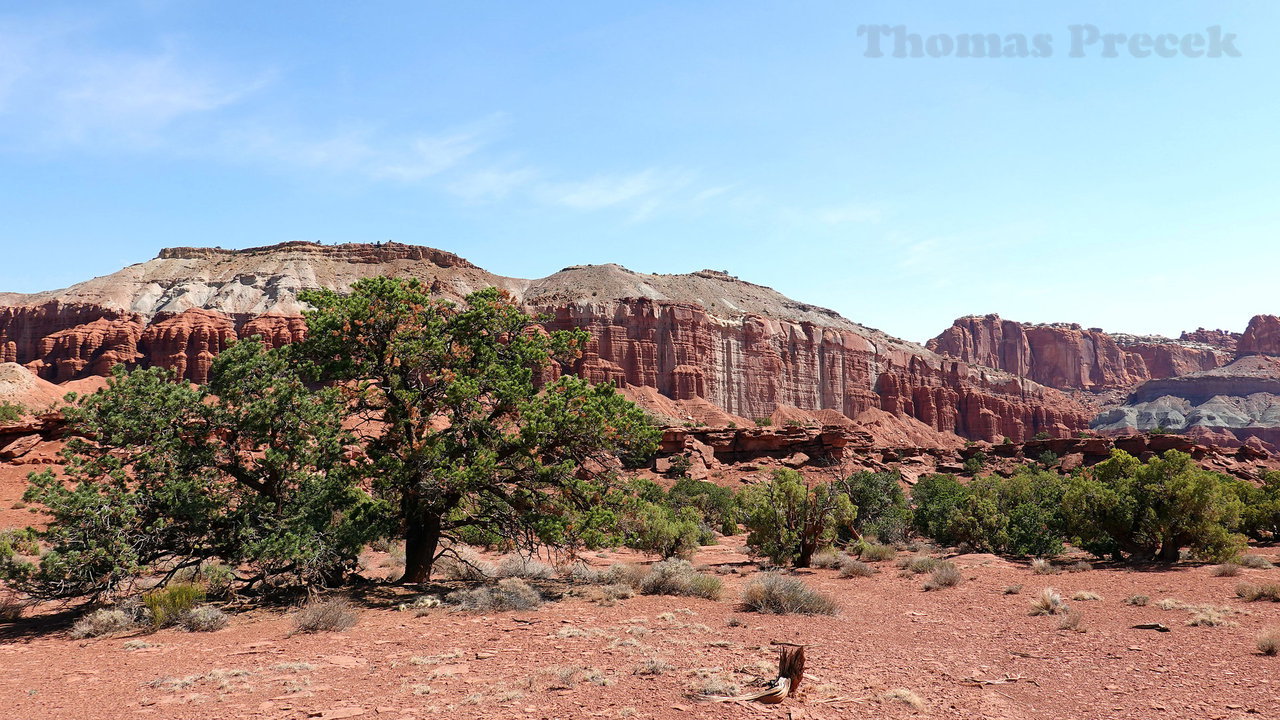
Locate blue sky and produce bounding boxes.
[1,1,1276,342]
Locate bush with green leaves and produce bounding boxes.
[738,469,855,568]
[836,471,912,544]
[144,583,206,628]
[1063,450,1245,562]
[12,341,386,600]
[0,402,25,423]
[1228,470,1280,541]
[910,468,1065,557]
[666,477,738,536]
[623,500,711,560]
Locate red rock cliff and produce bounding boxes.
[928,314,1229,391]
[1238,315,1280,357]
[1,243,1091,441]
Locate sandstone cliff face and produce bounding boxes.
[928,314,1230,392]
[0,243,1091,441]
[1238,315,1280,356]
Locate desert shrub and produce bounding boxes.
[1003,584,1023,595]
[599,563,648,589]
[1123,594,1150,606]
[838,557,875,578]
[0,528,40,558]
[667,477,738,535]
[1071,591,1101,601]
[1057,610,1084,632]
[436,546,494,580]
[624,501,710,560]
[922,562,963,591]
[1239,554,1274,570]
[292,598,358,632]
[910,474,968,545]
[1236,583,1280,602]
[0,590,26,621]
[449,578,543,612]
[1186,607,1235,627]
[884,688,926,710]
[1029,588,1068,616]
[144,584,206,629]
[738,469,854,568]
[1065,561,1092,573]
[809,548,845,569]
[838,471,912,544]
[1228,471,1280,541]
[740,573,838,615]
[1063,450,1246,562]
[637,559,722,600]
[495,554,555,579]
[1259,628,1280,656]
[181,605,229,632]
[70,608,136,638]
[1213,563,1241,577]
[858,543,897,562]
[1031,558,1057,575]
[0,402,25,423]
[962,453,987,476]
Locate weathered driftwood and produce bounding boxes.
[706,646,806,704]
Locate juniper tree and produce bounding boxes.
[297,279,658,583]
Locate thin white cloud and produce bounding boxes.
[0,20,270,148]
[448,167,540,201]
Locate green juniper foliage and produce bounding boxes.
[738,468,855,568]
[12,339,382,599]
[1062,449,1245,562]
[297,279,659,582]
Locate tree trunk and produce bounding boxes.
[402,506,443,584]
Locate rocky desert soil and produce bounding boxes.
[2,436,1278,720]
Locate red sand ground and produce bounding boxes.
[3,455,1280,719]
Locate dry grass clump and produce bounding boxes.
[692,675,741,697]
[1029,588,1068,616]
[883,688,926,710]
[0,590,25,621]
[1186,607,1236,627]
[1070,591,1102,601]
[1123,594,1150,606]
[1057,610,1085,632]
[1031,558,1057,575]
[1213,562,1241,577]
[740,573,838,615]
[1236,582,1280,602]
[1258,628,1280,656]
[1239,554,1275,570]
[1065,561,1092,573]
[495,554,556,580]
[838,557,876,578]
[637,559,722,600]
[70,608,136,639]
[922,562,963,591]
[436,547,494,580]
[1156,598,1186,611]
[1003,584,1024,595]
[809,548,844,569]
[449,578,543,612]
[144,583,205,629]
[180,605,229,632]
[859,543,897,562]
[292,599,358,633]
[632,657,674,676]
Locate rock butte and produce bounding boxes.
[0,241,1089,443]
